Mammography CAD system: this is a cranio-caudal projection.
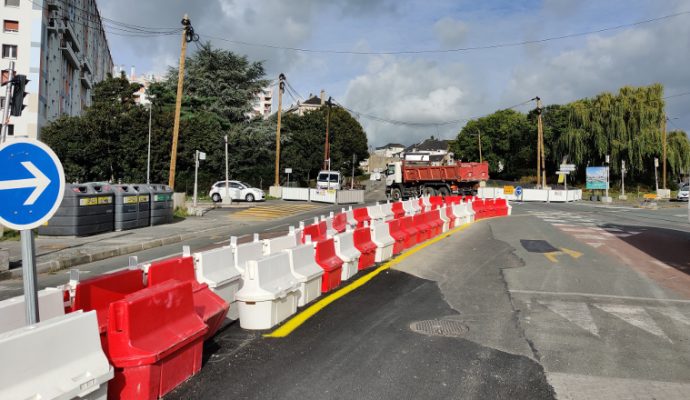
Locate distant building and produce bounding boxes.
[1,0,113,139]
[285,89,326,116]
[128,69,164,106]
[374,143,405,158]
[403,137,454,166]
[248,86,273,119]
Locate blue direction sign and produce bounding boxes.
[515,186,523,197]
[0,139,65,230]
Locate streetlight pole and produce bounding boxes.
[146,102,152,184]
[193,150,199,208]
[477,128,483,163]
[224,134,229,204]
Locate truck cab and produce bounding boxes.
[316,170,342,190]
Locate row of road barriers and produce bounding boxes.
[0,194,510,400]
[478,186,583,202]
[281,187,365,204]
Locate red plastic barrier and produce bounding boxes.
[353,226,377,270]
[352,207,371,228]
[147,256,229,340]
[72,269,145,334]
[413,213,431,242]
[426,210,443,237]
[430,196,444,208]
[302,220,328,243]
[332,212,348,233]
[495,198,509,216]
[391,202,406,219]
[472,199,490,220]
[107,280,208,400]
[445,205,456,229]
[386,219,406,255]
[400,216,418,249]
[314,239,344,292]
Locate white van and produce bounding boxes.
[316,170,342,190]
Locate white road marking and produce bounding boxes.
[586,242,604,248]
[574,234,611,241]
[509,289,690,303]
[539,300,599,336]
[0,286,20,292]
[594,304,671,342]
[651,260,672,270]
[649,307,690,327]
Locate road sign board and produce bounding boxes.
[559,163,576,172]
[503,185,515,195]
[285,168,292,174]
[0,139,65,230]
[556,170,570,175]
[515,186,523,197]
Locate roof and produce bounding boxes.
[302,95,322,106]
[375,143,406,150]
[405,138,450,152]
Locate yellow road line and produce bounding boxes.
[265,221,476,338]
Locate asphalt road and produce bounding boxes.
[167,201,690,399]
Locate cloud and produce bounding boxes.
[344,58,485,147]
[433,17,470,47]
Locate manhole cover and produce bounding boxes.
[410,319,469,337]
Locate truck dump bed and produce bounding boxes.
[403,162,489,182]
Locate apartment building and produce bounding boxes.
[0,0,113,139]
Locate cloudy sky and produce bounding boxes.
[99,0,690,147]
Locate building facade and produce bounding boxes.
[248,86,272,119]
[0,0,113,139]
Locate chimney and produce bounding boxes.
[320,89,325,105]
[130,65,135,80]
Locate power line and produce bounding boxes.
[200,10,690,55]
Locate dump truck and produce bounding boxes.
[385,155,489,200]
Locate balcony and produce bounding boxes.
[81,59,93,74]
[60,39,80,68]
[46,0,59,10]
[80,70,92,89]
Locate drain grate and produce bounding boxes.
[410,319,469,337]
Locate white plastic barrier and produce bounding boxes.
[235,252,300,330]
[193,246,243,320]
[466,201,476,222]
[452,203,471,225]
[321,213,337,237]
[0,288,65,334]
[230,235,264,273]
[345,207,358,227]
[367,203,385,222]
[263,231,299,256]
[410,198,422,214]
[370,222,395,263]
[283,241,324,306]
[333,230,361,281]
[336,190,365,204]
[0,310,113,400]
[282,187,311,201]
[438,206,450,233]
[420,196,432,209]
[380,201,394,221]
[402,200,416,215]
[310,188,338,203]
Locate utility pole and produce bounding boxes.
[224,134,230,204]
[534,96,542,187]
[324,97,333,170]
[351,153,356,190]
[536,97,546,188]
[168,14,191,190]
[662,115,667,189]
[477,128,483,163]
[274,73,285,187]
[1,60,15,144]
[146,102,152,184]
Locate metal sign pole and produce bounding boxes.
[1,61,15,144]
[193,150,199,208]
[20,230,39,324]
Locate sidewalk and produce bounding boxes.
[0,213,237,280]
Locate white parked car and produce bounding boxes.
[677,183,689,202]
[209,180,264,202]
[316,170,342,190]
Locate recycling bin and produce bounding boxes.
[132,184,151,228]
[150,184,174,225]
[38,183,114,236]
[112,184,140,231]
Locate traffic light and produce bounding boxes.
[10,74,28,117]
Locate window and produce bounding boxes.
[4,0,20,7]
[2,44,18,59]
[3,20,18,33]
[6,124,13,136]
[229,182,242,189]
[0,96,5,109]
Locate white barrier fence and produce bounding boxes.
[280,187,364,204]
[478,187,582,202]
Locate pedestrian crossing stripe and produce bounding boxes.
[231,204,320,221]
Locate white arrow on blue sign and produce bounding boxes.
[0,139,65,230]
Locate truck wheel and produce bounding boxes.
[390,188,402,201]
[422,187,436,196]
[438,187,450,197]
